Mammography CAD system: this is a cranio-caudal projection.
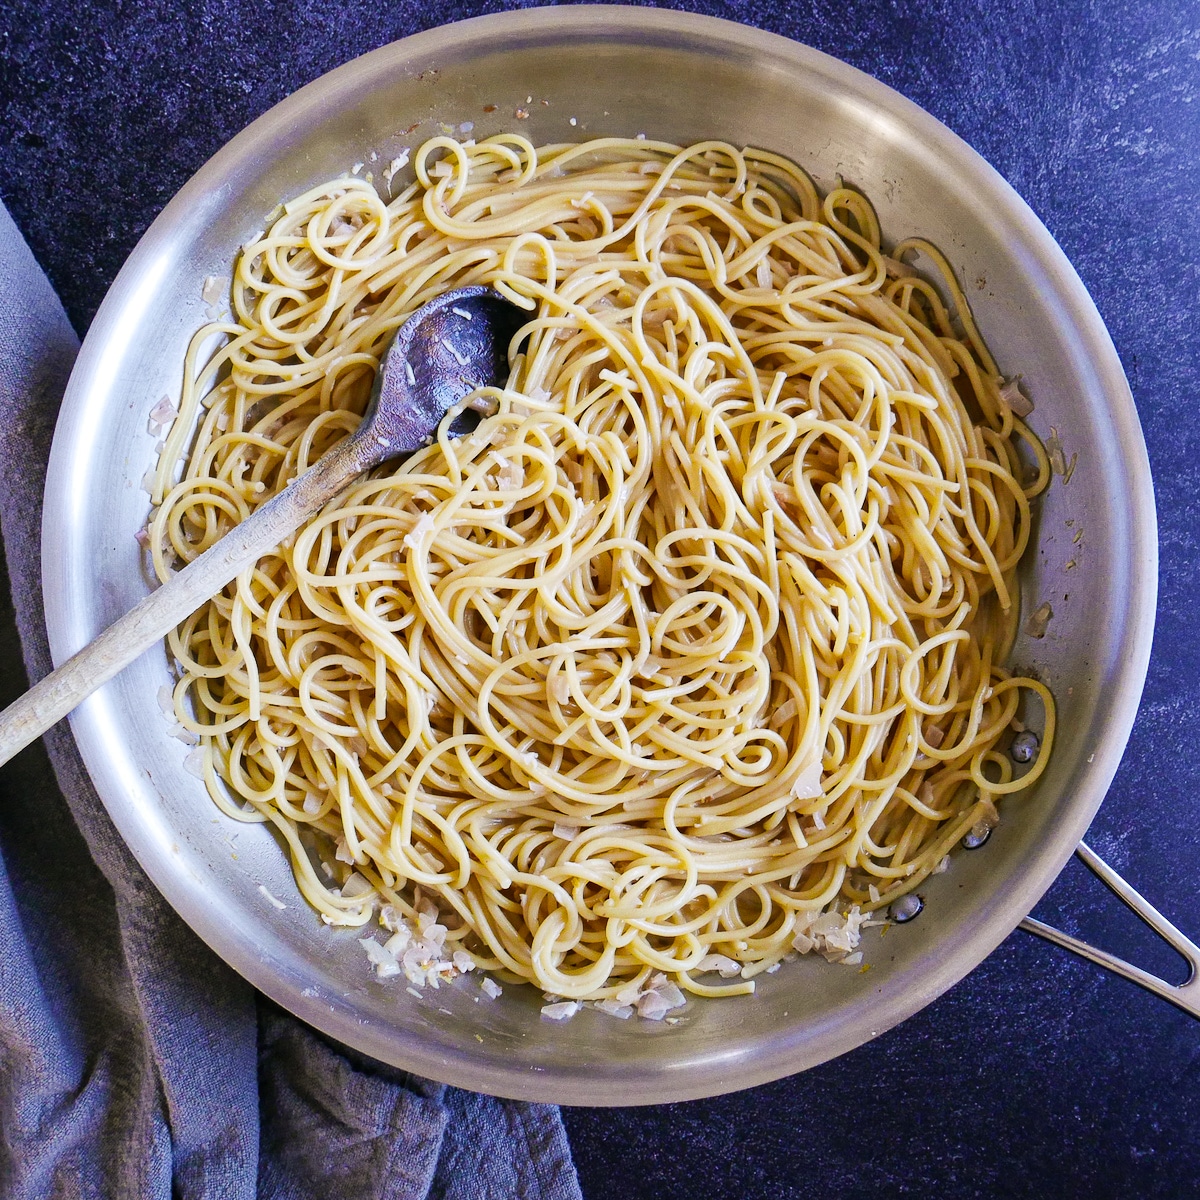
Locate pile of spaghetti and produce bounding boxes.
[149,135,1054,1003]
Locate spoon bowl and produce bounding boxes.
[374,285,529,454]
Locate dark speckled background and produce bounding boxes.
[2,1,1199,1196]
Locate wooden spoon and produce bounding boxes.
[0,284,526,767]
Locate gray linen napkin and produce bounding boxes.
[0,199,582,1200]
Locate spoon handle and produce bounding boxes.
[0,430,381,769]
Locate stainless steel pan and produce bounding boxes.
[42,6,1186,1105]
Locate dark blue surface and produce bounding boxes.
[2,1,1199,1196]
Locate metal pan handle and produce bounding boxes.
[1020,841,1200,1020]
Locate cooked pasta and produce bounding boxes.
[150,135,1054,1003]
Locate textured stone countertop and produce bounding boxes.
[2,2,1198,1196]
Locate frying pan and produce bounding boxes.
[41,6,1191,1104]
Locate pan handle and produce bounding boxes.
[1019,841,1200,1020]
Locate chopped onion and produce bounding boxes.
[592,999,634,1019]
[790,759,823,800]
[541,1000,581,1021]
[696,953,741,978]
[1024,601,1053,639]
[999,377,1034,417]
[360,937,401,979]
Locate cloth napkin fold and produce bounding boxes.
[0,199,582,1200]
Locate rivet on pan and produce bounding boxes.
[962,822,992,849]
[889,893,924,923]
[1010,730,1039,764]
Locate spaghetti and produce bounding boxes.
[150,135,1054,1003]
